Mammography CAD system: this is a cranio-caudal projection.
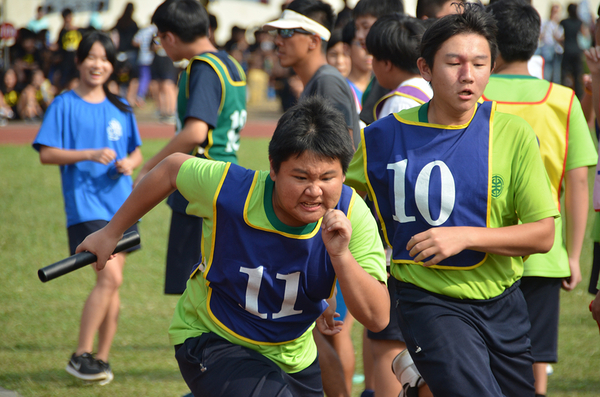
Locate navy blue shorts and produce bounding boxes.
[68,220,140,256]
[165,211,203,295]
[175,333,324,397]
[367,275,404,342]
[519,276,561,363]
[395,280,535,397]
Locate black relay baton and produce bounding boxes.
[38,231,140,283]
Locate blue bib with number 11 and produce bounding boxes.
[364,102,493,269]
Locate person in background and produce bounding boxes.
[326,29,352,80]
[561,3,586,98]
[135,0,246,303]
[132,21,157,107]
[353,0,404,126]
[33,31,143,386]
[538,3,564,83]
[89,1,105,31]
[416,0,463,19]
[112,2,140,105]
[341,19,372,119]
[26,6,50,34]
[482,2,595,395]
[55,8,83,92]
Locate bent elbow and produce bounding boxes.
[39,152,52,165]
[538,234,554,254]
[365,311,390,333]
[537,219,555,254]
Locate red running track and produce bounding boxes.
[0,119,277,145]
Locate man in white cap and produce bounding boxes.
[264,0,360,149]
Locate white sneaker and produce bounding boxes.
[392,349,424,397]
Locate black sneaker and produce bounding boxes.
[66,353,107,381]
[96,359,114,386]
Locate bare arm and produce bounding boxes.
[134,118,209,185]
[321,209,390,332]
[562,166,589,290]
[76,153,193,270]
[407,217,555,267]
[39,144,116,165]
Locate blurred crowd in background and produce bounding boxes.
[0,0,597,126]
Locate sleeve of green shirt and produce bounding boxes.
[347,190,387,284]
[175,158,229,218]
[565,95,598,170]
[345,138,371,197]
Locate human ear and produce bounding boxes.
[417,57,432,82]
[309,35,320,50]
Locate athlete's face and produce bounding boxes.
[77,41,113,88]
[274,30,316,68]
[354,15,377,49]
[270,151,345,227]
[418,33,493,125]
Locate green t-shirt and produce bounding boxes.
[346,103,559,300]
[484,75,597,278]
[169,158,386,373]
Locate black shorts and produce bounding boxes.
[519,276,561,363]
[68,220,141,256]
[175,333,323,397]
[165,211,203,295]
[396,281,535,397]
[367,275,404,342]
[151,55,178,82]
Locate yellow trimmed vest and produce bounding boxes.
[177,52,247,164]
[363,101,494,270]
[483,83,571,209]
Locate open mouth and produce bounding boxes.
[301,202,321,210]
[458,89,474,99]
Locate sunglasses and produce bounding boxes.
[277,28,314,39]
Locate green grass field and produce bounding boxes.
[0,137,598,397]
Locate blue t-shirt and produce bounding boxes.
[33,90,142,227]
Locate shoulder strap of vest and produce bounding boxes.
[374,85,430,121]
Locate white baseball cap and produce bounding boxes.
[263,10,331,41]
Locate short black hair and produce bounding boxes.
[353,0,404,20]
[327,29,344,51]
[287,0,336,34]
[61,8,73,18]
[341,19,355,45]
[366,14,425,74]
[420,2,498,71]
[567,3,578,18]
[152,0,209,43]
[269,96,354,174]
[486,0,540,63]
[416,0,462,19]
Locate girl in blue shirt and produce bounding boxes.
[33,31,142,385]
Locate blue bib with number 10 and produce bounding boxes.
[364,102,493,269]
